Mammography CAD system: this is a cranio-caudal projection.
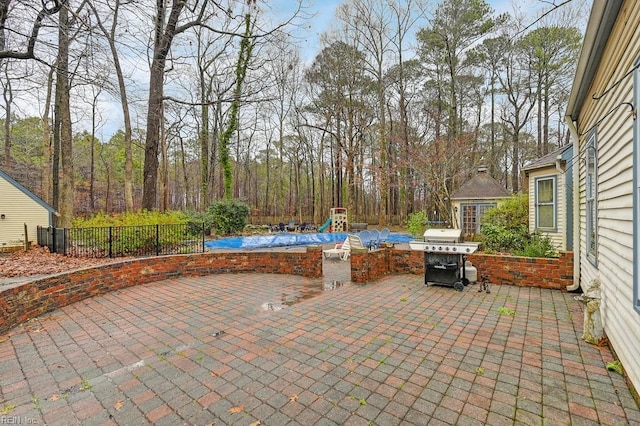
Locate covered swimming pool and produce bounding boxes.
[204,232,413,250]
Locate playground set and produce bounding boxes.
[318,207,348,233]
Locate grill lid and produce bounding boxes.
[423,228,461,242]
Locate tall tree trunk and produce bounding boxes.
[200,101,209,209]
[511,133,519,193]
[42,66,54,204]
[90,97,96,211]
[87,0,135,211]
[142,0,186,210]
[2,70,11,169]
[219,13,254,199]
[160,105,169,211]
[543,72,550,154]
[377,80,387,226]
[489,75,496,177]
[179,136,190,208]
[57,4,73,227]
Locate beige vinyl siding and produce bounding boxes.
[527,168,566,251]
[0,175,51,246]
[576,0,639,391]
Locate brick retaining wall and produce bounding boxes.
[0,247,323,335]
[466,252,574,289]
[351,247,574,290]
[1,246,574,335]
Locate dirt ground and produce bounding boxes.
[0,245,120,278]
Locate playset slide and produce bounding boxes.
[318,218,332,232]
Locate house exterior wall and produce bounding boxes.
[0,174,52,246]
[574,0,639,392]
[527,166,567,251]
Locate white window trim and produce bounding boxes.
[586,130,598,267]
[460,202,496,235]
[534,176,557,231]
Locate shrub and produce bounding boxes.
[70,210,197,256]
[480,195,557,258]
[72,210,189,227]
[481,194,528,230]
[514,231,558,258]
[184,210,215,235]
[480,223,527,253]
[207,199,250,235]
[407,210,429,238]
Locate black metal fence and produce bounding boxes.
[37,223,206,258]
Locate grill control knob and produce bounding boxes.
[438,246,442,251]
[452,247,457,252]
[445,246,450,251]
[465,247,470,252]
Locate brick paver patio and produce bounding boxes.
[0,259,638,425]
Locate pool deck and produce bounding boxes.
[0,257,638,424]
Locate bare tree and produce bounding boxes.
[498,35,535,193]
[86,0,137,211]
[337,0,393,224]
[55,2,73,226]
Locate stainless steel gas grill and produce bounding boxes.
[409,229,479,291]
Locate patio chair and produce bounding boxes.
[379,228,390,245]
[346,234,367,257]
[369,228,380,249]
[358,230,373,250]
[323,236,351,260]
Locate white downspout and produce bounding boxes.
[566,117,581,291]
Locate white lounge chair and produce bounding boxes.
[323,236,351,260]
[346,234,367,258]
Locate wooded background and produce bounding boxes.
[0,0,584,227]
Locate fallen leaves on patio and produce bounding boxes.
[229,405,244,414]
[0,245,130,278]
[114,400,124,410]
[289,394,298,402]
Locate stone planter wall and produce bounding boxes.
[0,247,323,335]
[350,247,574,290]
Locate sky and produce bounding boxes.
[90,0,586,141]
[268,0,559,65]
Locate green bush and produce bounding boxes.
[480,195,557,258]
[73,210,189,227]
[480,223,527,253]
[514,231,557,258]
[481,194,528,230]
[407,210,429,238]
[71,210,197,256]
[184,210,215,235]
[207,199,250,235]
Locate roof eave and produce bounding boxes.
[523,161,556,172]
[0,168,57,214]
[566,0,624,122]
[451,195,511,201]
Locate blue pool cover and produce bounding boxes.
[204,232,414,250]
